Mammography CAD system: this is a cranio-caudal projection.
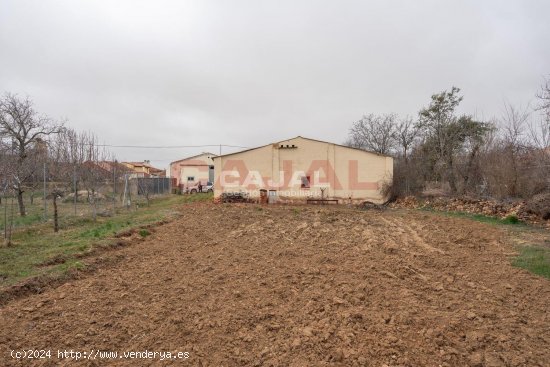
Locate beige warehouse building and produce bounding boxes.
[213,136,393,204]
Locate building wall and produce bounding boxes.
[213,137,393,203]
[149,169,166,178]
[170,153,215,188]
[180,166,211,188]
[121,163,149,174]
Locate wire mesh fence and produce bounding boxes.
[136,177,174,196]
[1,176,176,237]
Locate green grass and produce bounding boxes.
[0,193,213,287]
[138,229,151,237]
[418,207,549,279]
[513,246,550,279]
[502,215,520,224]
[0,212,43,231]
[421,208,525,226]
[79,220,128,239]
[180,193,214,203]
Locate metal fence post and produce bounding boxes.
[43,163,47,221]
[73,165,77,216]
[113,164,116,214]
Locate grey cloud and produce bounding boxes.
[1,0,548,168]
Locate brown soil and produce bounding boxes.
[1,203,549,366]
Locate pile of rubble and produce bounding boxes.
[213,192,254,204]
[390,194,550,226]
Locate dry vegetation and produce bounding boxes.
[347,83,550,203]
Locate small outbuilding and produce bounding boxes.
[213,136,393,204]
[170,152,216,191]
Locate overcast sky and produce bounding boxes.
[1,0,549,169]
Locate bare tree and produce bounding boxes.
[528,118,550,150]
[137,178,152,207]
[0,138,13,206]
[0,136,17,245]
[80,133,109,221]
[346,113,397,155]
[45,128,117,231]
[2,194,16,247]
[395,116,418,160]
[476,103,548,199]
[56,127,88,212]
[532,76,550,149]
[498,103,530,197]
[1,171,15,246]
[527,90,550,194]
[501,102,530,147]
[536,76,550,124]
[0,93,63,216]
[47,129,76,232]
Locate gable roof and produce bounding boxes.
[212,136,391,159]
[122,161,165,172]
[170,152,217,166]
[97,161,133,173]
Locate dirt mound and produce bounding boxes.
[0,204,549,366]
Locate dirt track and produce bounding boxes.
[1,203,549,366]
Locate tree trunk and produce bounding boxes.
[446,155,457,194]
[461,145,480,195]
[53,195,59,233]
[508,148,518,197]
[3,195,7,245]
[17,188,26,217]
[447,172,457,194]
[92,189,97,221]
[5,197,15,246]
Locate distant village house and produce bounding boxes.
[121,161,166,178]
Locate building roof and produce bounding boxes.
[212,136,391,159]
[123,161,150,167]
[97,161,133,173]
[122,161,165,172]
[170,152,217,166]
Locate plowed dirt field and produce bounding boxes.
[1,203,549,366]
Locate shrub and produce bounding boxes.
[138,229,151,237]
[502,215,520,224]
